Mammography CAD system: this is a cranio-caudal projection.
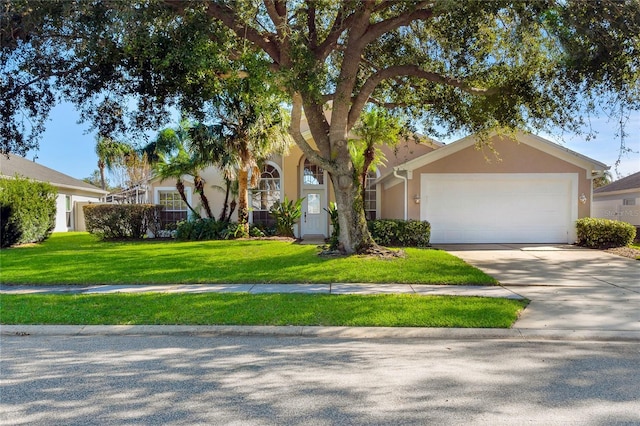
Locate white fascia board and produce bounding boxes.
[594,188,640,198]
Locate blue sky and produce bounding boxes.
[27,101,640,183]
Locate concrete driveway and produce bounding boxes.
[438,244,640,332]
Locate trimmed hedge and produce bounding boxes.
[576,217,636,249]
[368,219,431,247]
[83,204,163,240]
[0,176,57,248]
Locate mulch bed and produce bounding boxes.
[604,246,640,260]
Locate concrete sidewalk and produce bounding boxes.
[0,283,523,298]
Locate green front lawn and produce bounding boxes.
[0,293,526,328]
[0,233,497,285]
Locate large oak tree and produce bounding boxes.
[2,0,639,253]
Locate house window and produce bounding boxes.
[251,164,282,227]
[158,190,188,227]
[303,159,324,185]
[364,171,377,220]
[623,198,636,206]
[65,196,72,228]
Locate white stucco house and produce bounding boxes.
[593,171,640,227]
[0,154,108,232]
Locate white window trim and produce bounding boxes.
[301,158,327,189]
[249,161,283,223]
[154,187,192,208]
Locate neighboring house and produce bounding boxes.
[0,154,108,232]
[592,171,640,227]
[146,128,608,244]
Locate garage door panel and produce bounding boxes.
[422,173,576,244]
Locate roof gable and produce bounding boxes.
[377,131,608,184]
[0,154,107,195]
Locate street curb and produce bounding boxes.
[2,325,640,342]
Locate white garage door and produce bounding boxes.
[421,173,578,244]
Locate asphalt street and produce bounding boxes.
[2,334,640,425]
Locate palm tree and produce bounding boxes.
[203,79,292,233]
[143,125,203,218]
[593,170,614,189]
[351,108,404,207]
[95,137,133,190]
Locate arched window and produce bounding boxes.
[364,171,377,220]
[251,163,281,226]
[303,159,324,185]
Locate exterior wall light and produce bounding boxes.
[579,193,587,204]
[413,194,420,204]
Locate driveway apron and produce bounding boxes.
[438,244,640,331]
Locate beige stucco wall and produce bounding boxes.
[381,135,593,220]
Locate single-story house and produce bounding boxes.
[0,154,108,232]
[145,128,608,244]
[592,171,640,227]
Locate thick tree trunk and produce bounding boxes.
[237,168,249,234]
[329,171,375,254]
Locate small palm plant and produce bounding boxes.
[325,201,340,250]
[269,197,304,238]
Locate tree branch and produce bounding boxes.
[348,65,502,129]
[307,2,317,49]
[289,93,332,170]
[163,0,282,65]
[313,4,357,60]
[359,2,434,46]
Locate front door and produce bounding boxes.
[301,190,326,237]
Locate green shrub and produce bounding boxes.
[325,202,339,250]
[269,196,303,238]
[576,217,636,249]
[368,219,431,247]
[250,223,276,237]
[175,218,252,240]
[0,176,57,248]
[83,204,163,240]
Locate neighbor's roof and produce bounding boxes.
[0,153,108,195]
[594,171,640,194]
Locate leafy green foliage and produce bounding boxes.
[269,196,303,238]
[83,204,163,240]
[325,201,340,250]
[0,176,57,248]
[176,218,228,240]
[368,220,431,248]
[576,218,636,249]
[175,218,253,240]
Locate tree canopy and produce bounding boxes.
[2,0,639,253]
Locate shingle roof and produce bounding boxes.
[0,154,107,194]
[594,171,640,194]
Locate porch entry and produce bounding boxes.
[300,158,328,238]
[301,190,327,237]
